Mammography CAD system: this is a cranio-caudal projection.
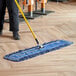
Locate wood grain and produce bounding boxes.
[0,2,76,76]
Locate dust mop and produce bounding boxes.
[4,0,73,62]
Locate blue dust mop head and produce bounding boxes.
[4,40,73,62]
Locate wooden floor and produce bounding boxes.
[0,2,76,76]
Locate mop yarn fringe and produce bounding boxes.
[4,40,73,62]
